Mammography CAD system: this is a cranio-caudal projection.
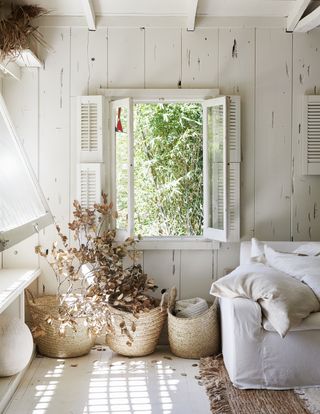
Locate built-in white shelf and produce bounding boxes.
[0,268,40,314]
[0,49,43,81]
[0,268,40,412]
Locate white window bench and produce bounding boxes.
[0,268,40,413]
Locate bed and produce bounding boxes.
[220,241,320,389]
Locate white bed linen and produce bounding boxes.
[221,296,320,389]
[221,241,320,389]
[212,263,319,337]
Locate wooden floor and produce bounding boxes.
[4,346,210,414]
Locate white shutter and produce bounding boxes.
[203,95,241,242]
[228,96,241,163]
[77,163,103,209]
[303,96,320,175]
[215,163,224,231]
[77,96,105,162]
[228,162,240,241]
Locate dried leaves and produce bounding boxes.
[0,4,48,60]
[35,193,159,341]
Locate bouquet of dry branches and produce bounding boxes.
[0,3,47,60]
[35,193,159,340]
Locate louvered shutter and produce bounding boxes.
[203,95,241,242]
[77,163,103,209]
[228,96,241,163]
[228,162,240,241]
[303,96,320,175]
[77,96,105,162]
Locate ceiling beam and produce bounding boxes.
[294,4,320,32]
[187,0,199,31]
[81,0,96,31]
[287,0,311,32]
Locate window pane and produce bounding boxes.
[114,105,128,230]
[134,103,203,237]
[0,110,46,232]
[207,104,224,230]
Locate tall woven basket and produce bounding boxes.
[168,288,220,359]
[106,300,167,357]
[26,290,95,358]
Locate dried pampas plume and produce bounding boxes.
[0,3,48,60]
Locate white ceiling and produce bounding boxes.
[15,0,301,18]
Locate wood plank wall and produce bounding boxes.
[2,26,320,300]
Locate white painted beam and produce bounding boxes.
[187,0,198,31]
[81,0,96,31]
[0,60,20,81]
[35,15,287,29]
[287,0,311,32]
[294,4,320,32]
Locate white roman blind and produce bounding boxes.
[77,96,105,163]
[303,96,320,175]
[203,95,241,242]
[77,164,102,209]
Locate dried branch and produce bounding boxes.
[0,4,48,60]
[35,193,159,341]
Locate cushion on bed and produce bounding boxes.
[210,263,320,337]
[264,245,320,300]
[293,243,320,256]
[251,238,266,263]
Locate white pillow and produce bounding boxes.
[264,245,320,300]
[210,263,319,337]
[251,238,266,263]
[293,243,320,257]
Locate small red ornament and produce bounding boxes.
[116,107,123,133]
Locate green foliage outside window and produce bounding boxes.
[132,103,203,237]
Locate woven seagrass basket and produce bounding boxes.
[106,298,167,357]
[26,290,95,358]
[168,287,220,359]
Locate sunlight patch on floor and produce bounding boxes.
[4,346,210,414]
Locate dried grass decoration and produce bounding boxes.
[35,193,164,348]
[0,3,47,60]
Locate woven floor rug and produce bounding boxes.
[199,356,320,414]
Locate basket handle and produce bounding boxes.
[159,290,169,311]
[25,288,36,304]
[168,286,177,313]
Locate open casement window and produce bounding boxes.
[111,98,134,239]
[203,96,241,242]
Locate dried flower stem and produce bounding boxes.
[35,193,159,341]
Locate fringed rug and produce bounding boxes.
[200,356,320,414]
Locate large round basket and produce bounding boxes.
[168,288,220,359]
[26,290,95,358]
[106,305,167,357]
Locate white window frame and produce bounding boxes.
[203,96,228,242]
[110,97,134,240]
[100,88,239,249]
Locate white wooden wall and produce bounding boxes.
[2,25,320,300]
